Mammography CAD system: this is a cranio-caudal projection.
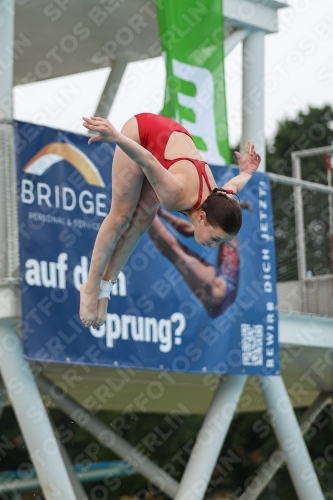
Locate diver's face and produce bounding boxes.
[194,215,234,247]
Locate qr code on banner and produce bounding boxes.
[241,324,264,366]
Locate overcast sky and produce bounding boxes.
[13,0,333,146]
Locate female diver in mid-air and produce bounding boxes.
[79,113,261,328]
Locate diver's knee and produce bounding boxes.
[132,207,158,232]
[210,278,227,301]
[142,212,158,231]
[108,209,133,232]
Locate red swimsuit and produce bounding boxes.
[135,113,213,212]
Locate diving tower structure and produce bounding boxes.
[0,1,332,499]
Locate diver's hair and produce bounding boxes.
[201,188,242,235]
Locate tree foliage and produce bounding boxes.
[266,105,333,179]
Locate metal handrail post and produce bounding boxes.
[291,153,307,311]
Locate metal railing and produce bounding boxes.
[267,145,333,317]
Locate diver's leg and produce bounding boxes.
[80,117,145,327]
[93,179,159,327]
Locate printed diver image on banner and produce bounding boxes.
[16,121,279,376]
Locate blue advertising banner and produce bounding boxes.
[16,121,279,375]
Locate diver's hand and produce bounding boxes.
[83,117,118,144]
[234,140,261,175]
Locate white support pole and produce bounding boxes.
[238,392,333,500]
[94,52,137,118]
[37,374,179,499]
[0,123,20,281]
[49,416,88,500]
[242,30,266,171]
[259,376,325,500]
[0,320,77,500]
[0,1,19,287]
[174,375,247,500]
[224,29,250,57]
[0,0,14,120]
[0,376,7,420]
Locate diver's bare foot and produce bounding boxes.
[79,282,98,328]
[93,298,109,328]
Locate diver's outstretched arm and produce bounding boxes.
[223,140,261,195]
[83,116,186,210]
